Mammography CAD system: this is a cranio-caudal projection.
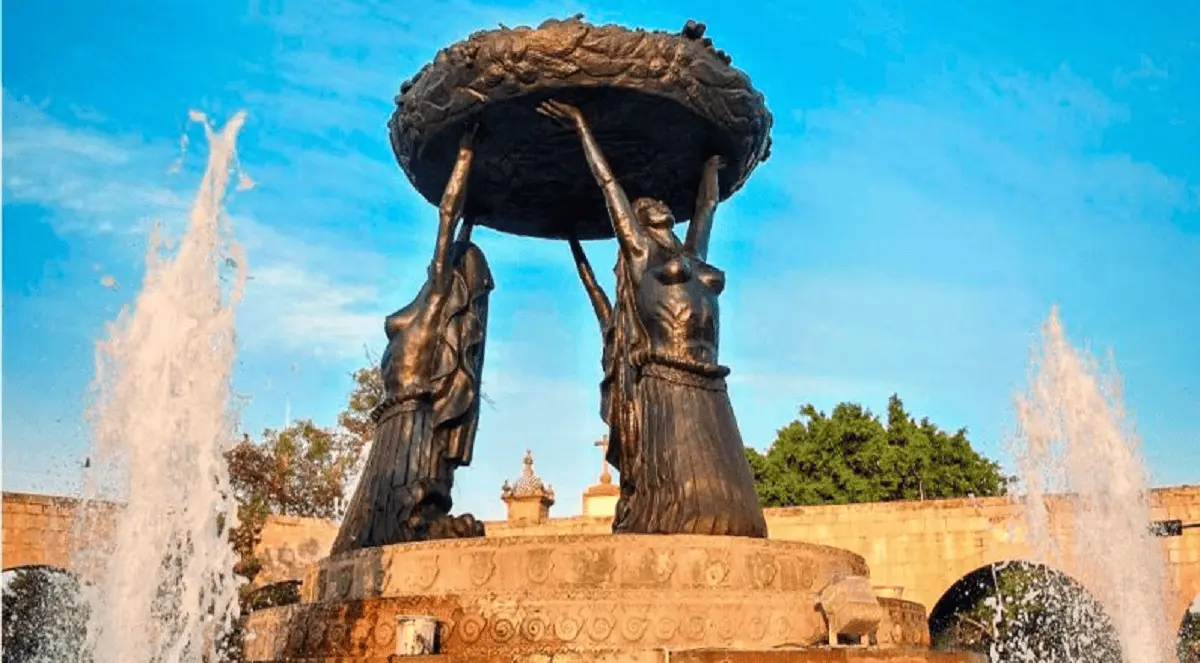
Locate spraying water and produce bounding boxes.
[1009,305,1174,662]
[73,111,249,662]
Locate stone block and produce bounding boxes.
[816,575,884,646]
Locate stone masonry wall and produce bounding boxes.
[5,487,1199,626]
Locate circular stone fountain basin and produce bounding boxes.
[242,534,982,662]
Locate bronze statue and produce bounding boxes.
[543,99,768,539]
[331,127,492,555]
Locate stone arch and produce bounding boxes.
[1,563,84,587]
[927,560,1123,660]
[1176,574,1200,632]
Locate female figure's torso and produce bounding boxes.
[381,282,443,397]
[633,250,726,366]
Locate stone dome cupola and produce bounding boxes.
[501,449,555,525]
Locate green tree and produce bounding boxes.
[336,363,383,498]
[2,567,91,663]
[218,365,383,661]
[221,416,365,660]
[226,418,362,589]
[338,364,382,456]
[745,394,1009,507]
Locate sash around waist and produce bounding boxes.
[370,384,435,424]
[631,350,730,392]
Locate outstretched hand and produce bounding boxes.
[537,99,584,128]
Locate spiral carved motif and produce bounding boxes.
[457,615,487,644]
[655,616,680,640]
[242,536,885,660]
[554,616,583,641]
[388,16,773,240]
[684,615,708,640]
[621,615,651,642]
[492,618,518,643]
[588,615,616,641]
[520,615,550,642]
[372,620,395,648]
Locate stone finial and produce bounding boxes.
[595,435,612,485]
[582,434,620,517]
[501,449,554,525]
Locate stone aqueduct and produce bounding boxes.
[4,485,1200,629]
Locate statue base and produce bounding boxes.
[242,535,982,662]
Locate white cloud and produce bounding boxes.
[240,261,380,357]
[2,90,399,359]
[721,57,1198,469]
[7,4,1198,509]
[1113,54,1169,89]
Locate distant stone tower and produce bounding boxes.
[582,434,619,517]
[500,449,555,525]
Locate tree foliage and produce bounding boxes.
[218,365,382,660]
[337,364,383,468]
[745,394,1009,507]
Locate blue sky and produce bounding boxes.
[3,0,1198,520]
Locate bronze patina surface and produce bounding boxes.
[547,98,767,538]
[331,130,491,554]
[389,16,773,239]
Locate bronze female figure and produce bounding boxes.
[544,100,768,538]
[331,128,493,554]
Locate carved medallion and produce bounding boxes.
[716,612,738,640]
[704,560,730,586]
[410,554,440,590]
[333,566,353,599]
[750,553,779,588]
[683,614,708,640]
[796,557,817,589]
[468,551,496,587]
[526,548,555,584]
[746,614,769,640]
[325,623,347,655]
[771,615,790,639]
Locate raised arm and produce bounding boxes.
[684,155,722,261]
[568,237,612,331]
[430,127,476,289]
[538,101,649,268]
[456,219,475,244]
